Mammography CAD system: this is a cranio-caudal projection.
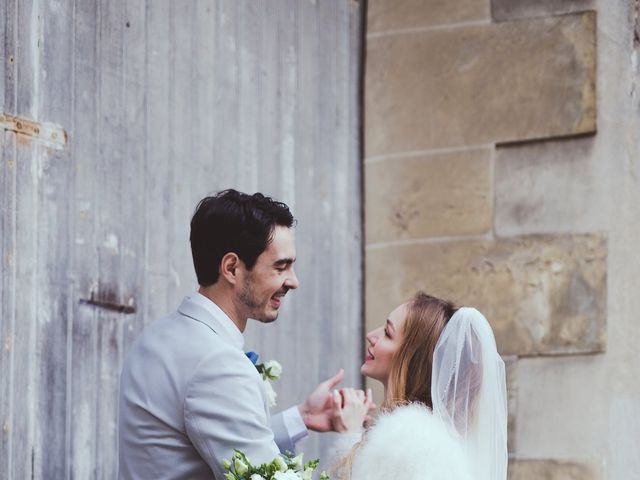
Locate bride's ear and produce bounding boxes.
[219,252,241,285]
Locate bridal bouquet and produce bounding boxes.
[223,449,330,480]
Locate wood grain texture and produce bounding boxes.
[0,0,363,477]
[0,131,17,479]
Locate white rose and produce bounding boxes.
[250,475,266,480]
[301,467,313,480]
[264,360,283,380]
[264,379,278,407]
[273,455,288,472]
[273,471,300,480]
[290,453,303,470]
[234,458,249,475]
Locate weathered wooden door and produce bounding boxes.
[1,1,363,478]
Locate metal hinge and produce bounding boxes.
[0,113,67,150]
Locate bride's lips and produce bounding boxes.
[365,349,374,362]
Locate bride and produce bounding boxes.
[331,292,508,480]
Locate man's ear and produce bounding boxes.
[219,252,241,284]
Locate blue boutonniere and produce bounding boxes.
[245,351,260,365]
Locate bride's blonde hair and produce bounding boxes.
[385,292,459,409]
[334,292,459,479]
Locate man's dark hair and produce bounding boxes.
[190,189,295,286]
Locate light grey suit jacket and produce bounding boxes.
[118,294,301,479]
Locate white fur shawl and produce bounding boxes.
[350,404,472,480]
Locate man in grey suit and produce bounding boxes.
[118,189,349,479]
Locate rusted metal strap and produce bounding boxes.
[0,113,67,150]
[79,292,136,315]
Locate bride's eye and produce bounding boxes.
[384,328,391,338]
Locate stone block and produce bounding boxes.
[368,0,490,35]
[365,12,596,158]
[494,137,606,236]
[366,233,607,356]
[492,0,595,22]
[365,148,492,244]
[508,459,601,480]
[515,355,608,457]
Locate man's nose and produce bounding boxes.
[285,269,299,290]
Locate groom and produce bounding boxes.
[118,189,347,479]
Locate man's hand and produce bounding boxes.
[298,369,345,432]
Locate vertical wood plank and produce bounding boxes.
[168,0,200,290]
[11,134,39,479]
[234,0,261,191]
[33,0,75,475]
[2,0,17,113]
[191,0,220,197]
[70,0,100,476]
[94,0,126,477]
[120,0,148,350]
[144,0,174,322]
[15,0,39,118]
[213,0,241,187]
[0,0,8,114]
[0,130,17,479]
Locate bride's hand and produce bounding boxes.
[332,387,376,432]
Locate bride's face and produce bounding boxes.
[361,303,407,385]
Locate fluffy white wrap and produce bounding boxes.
[350,404,472,480]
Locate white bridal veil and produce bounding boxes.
[431,307,508,480]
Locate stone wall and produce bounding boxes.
[364,1,640,478]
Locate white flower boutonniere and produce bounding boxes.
[256,359,282,408]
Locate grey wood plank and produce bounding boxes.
[0,130,17,479]
[144,0,174,322]
[120,0,148,357]
[70,298,99,480]
[234,0,261,191]
[2,0,17,113]
[33,0,75,475]
[94,0,126,477]
[15,0,38,118]
[168,0,201,292]
[69,0,100,477]
[32,146,73,479]
[11,133,38,479]
[0,0,7,114]
[212,0,241,188]
[95,312,121,480]
[190,0,227,198]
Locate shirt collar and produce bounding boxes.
[183,292,245,350]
